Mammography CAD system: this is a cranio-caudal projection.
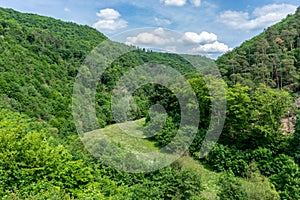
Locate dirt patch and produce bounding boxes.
[281,97,300,134]
[281,114,296,134]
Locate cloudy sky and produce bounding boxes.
[0,0,299,58]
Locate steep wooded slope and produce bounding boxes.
[216,7,300,90]
[0,7,212,135]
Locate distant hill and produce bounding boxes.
[216,7,300,91]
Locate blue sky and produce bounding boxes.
[0,0,299,58]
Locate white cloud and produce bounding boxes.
[160,0,186,6]
[96,8,120,20]
[181,31,217,44]
[165,46,177,53]
[64,7,71,12]
[93,8,128,33]
[191,41,231,53]
[219,11,249,28]
[125,28,174,46]
[124,28,231,57]
[190,0,201,7]
[253,4,296,17]
[219,4,297,30]
[154,17,172,26]
[153,27,166,36]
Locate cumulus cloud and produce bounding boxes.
[160,0,186,6]
[96,8,120,19]
[219,4,297,30]
[181,31,217,44]
[154,17,172,26]
[126,28,174,46]
[190,0,201,7]
[124,28,231,57]
[191,41,231,53]
[126,33,169,45]
[93,8,128,33]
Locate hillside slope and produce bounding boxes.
[213,7,300,200]
[216,7,300,90]
[0,7,212,135]
[0,7,107,134]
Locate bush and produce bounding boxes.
[217,171,249,200]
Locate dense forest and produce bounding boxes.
[217,7,300,90]
[0,6,300,199]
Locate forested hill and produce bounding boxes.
[0,7,107,133]
[0,7,212,135]
[216,7,300,90]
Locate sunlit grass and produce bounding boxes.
[93,118,159,153]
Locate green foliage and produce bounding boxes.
[217,171,249,200]
[0,108,129,198]
[223,84,252,146]
[0,7,213,137]
[2,182,73,200]
[288,111,300,166]
[1,5,300,199]
[205,144,300,200]
[221,84,293,150]
[149,116,178,148]
[204,144,249,176]
[269,155,300,200]
[242,163,280,200]
[0,7,106,135]
[129,163,203,200]
[216,8,300,90]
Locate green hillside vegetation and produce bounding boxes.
[0,7,212,135]
[216,7,300,90]
[0,6,300,199]
[0,108,280,199]
[0,7,107,135]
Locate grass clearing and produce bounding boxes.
[91,118,159,153]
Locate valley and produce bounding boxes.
[0,6,300,199]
